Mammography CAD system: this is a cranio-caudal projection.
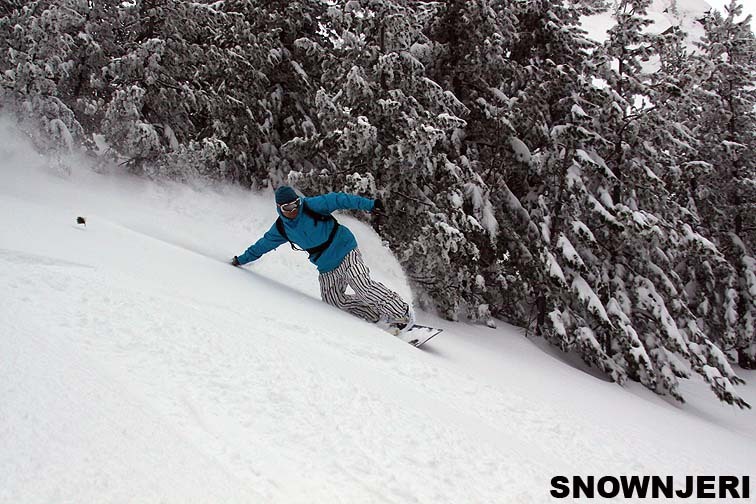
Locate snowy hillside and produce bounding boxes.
[1,119,755,503]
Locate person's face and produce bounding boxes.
[279,198,300,218]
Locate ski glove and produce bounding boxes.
[231,256,241,267]
[373,198,385,214]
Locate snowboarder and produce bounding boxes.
[231,186,415,333]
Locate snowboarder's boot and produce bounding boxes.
[388,306,416,336]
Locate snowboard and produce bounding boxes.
[394,324,443,348]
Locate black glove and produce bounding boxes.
[231,256,240,267]
[373,198,385,214]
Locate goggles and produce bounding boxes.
[279,198,300,212]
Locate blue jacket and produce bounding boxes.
[237,192,377,273]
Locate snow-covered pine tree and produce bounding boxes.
[423,0,642,377]
[684,1,756,368]
[582,0,749,406]
[649,22,750,384]
[98,0,244,177]
[282,0,498,322]
[0,1,22,17]
[1,0,259,178]
[422,0,533,323]
[0,0,90,153]
[500,0,635,381]
[234,0,331,187]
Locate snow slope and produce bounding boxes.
[1,119,755,503]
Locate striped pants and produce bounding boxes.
[319,248,409,323]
